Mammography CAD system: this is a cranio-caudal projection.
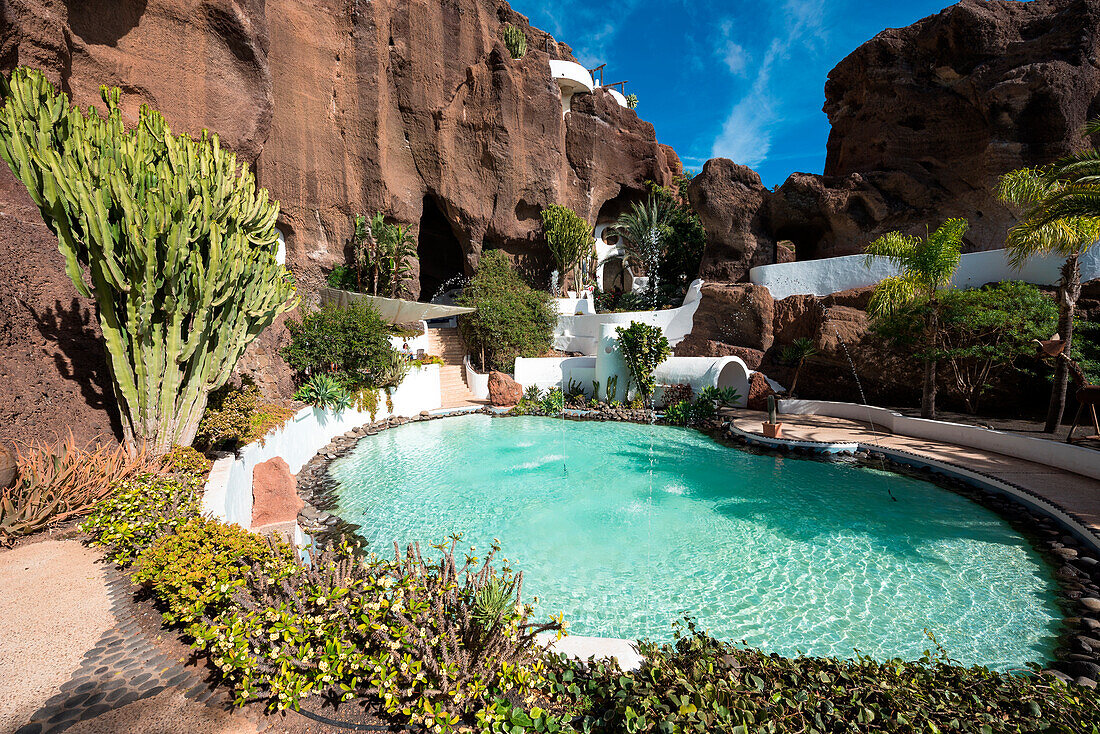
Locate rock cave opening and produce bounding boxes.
[417,195,466,302]
[773,223,828,262]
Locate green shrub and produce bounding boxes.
[281,302,396,388]
[873,281,1057,413]
[459,250,556,372]
[617,321,670,399]
[699,385,741,408]
[132,516,296,627]
[163,446,212,479]
[195,539,565,730]
[325,264,357,290]
[662,398,715,426]
[293,374,352,411]
[548,622,1100,733]
[81,473,203,565]
[195,382,296,450]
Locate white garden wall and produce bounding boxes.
[750,248,1100,300]
[514,356,597,394]
[388,320,430,355]
[202,365,443,529]
[778,399,1100,481]
[554,280,704,355]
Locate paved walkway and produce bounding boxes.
[0,537,264,734]
[727,409,1100,540]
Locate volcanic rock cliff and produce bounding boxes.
[0,0,677,444]
[691,0,1100,283]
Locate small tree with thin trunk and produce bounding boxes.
[0,68,298,453]
[864,219,967,419]
[779,337,817,398]
[997,152,1100,432]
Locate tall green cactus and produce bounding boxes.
[503,24,527,59]
[0,68,298,453]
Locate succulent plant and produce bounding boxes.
[626,93,639,109]
[0,68,299,454]
[294,374,352,412]
[502,24,527,59]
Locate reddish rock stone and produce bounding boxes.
[252,457,302,529]
[685,283,775,352]
[488,371,523,407]
[746,372,777,412]
[0,443,17,489]
[686,160,772,282]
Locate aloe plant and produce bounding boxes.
[294,374,352,411]
[0,68,298,453]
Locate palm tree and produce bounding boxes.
[864,218,968,419]
[780,337,818,397]
[997,135,1100,432]
[383,224,418,298]
[611,195,673,307]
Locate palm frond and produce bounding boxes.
[1086,118,1100,137]
[863,231,920,269]
[997,167,1054,210]
[867,274,919,317]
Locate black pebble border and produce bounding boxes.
[294,408,1100,689]
[14,563,231,734]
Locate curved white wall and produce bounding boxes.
[202,366,443,529]
[654,357,750,406]
[464,355,490,400]
[554,279,704,355]
[750,248,1100,300]
[388,320,430,355]
[515,356,598,395]
[778,399,1100,482]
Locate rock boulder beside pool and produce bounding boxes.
[488,372,523,407]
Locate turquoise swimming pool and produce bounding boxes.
[329,414,1063,669]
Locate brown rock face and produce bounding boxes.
[0,0,677,444]
[687,160,773,282]
[0,443,17,490]
[251,457,302,529]
[488,371,523,407]
[689,0,1100,282]
[686,284,775,353]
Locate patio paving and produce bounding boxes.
[726,408,1100,539]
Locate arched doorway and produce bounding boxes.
[417,196,466,302]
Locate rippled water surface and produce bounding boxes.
[330,414,1062,668]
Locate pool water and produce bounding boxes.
[330,414,1063,669]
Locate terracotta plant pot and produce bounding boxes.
[762,422,783,439]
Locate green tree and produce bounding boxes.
[649,179,706,304]
[997,146,1100,431]
[458,250,556,372]
[0,68,297,453]
[349,212,418,298]
[864,219,967,419]
[873,282,1057,414]
[609,195,674,308]
[616,321,670,399]
[541,204,594,294]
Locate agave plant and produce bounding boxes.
[1,434,160,546]
[471,576,518,631]
[294,374,352,411]
[373,349,410,388]
[699,385,742,408]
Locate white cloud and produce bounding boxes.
[709,0,830,167]
[717,20,748,75]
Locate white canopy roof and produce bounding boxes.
[319,288,475,323]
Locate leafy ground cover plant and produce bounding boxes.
[663,398,717,427]
[546,621,1100,734]
[195,381,296,450]
[81,472,204,565]
[1,433,161,545]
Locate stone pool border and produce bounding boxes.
[293,408,1100,685]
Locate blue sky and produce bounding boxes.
[516,0,952,187]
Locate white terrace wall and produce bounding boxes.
[554,280,704,355]
[750,248,1100,300]
[778,399,1100,482]
[202,365,442,529]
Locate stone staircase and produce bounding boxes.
[426,327,486,408]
